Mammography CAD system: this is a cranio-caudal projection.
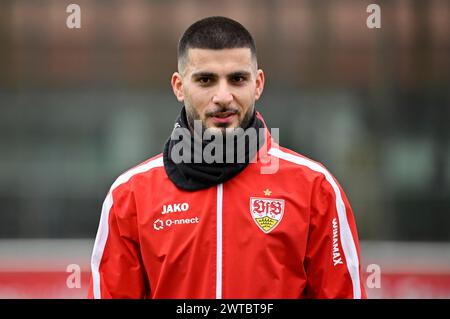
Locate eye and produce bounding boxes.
[231,75,246,83]
[198,77,212,85]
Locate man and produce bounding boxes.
[88,16,366,299]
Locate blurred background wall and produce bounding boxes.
[0,0,449,298]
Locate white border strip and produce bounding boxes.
[268,148,361,299]
[2,240,450,273]
[216,183,223,299]
[91,156,164,299]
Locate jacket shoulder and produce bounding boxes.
[269,146,346,200]
[269,146,330,179]
[109,153,165,194]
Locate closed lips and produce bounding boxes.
[212,111,237,118]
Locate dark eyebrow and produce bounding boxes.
[191,71,252,80]
[228,71,252,78]
[191,72,217,79]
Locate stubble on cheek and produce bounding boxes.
[185,104,208,132]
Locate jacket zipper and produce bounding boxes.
[216,183,223,299]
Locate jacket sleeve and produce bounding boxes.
[88,184,149,298]
[304,173,366,299]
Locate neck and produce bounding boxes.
[163,106,265,191]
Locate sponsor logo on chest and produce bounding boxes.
[154,202,200,231]
[161,203,189,214]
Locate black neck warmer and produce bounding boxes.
[163,107,265,191]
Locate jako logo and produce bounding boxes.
[161,203,189,214]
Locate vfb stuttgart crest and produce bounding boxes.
[250,197,285,233]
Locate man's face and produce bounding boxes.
[171,48,264,132]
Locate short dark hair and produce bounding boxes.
[177,16,257,70]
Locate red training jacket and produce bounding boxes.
[88,113,366,299]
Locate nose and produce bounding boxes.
[212,80,233,106]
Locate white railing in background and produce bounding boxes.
[0,239,449,298]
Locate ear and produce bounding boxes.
[171,72,184,103]
[254,69,265,101]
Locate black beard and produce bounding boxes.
[186,105,255,134]
[163,105,266,191]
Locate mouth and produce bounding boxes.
[210,110,238,124]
